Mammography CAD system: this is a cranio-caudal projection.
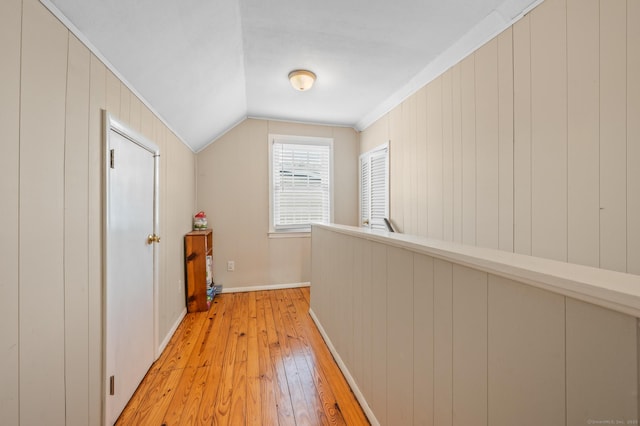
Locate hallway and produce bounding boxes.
[115,288,369,425]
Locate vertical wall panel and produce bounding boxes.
[88,53,106,426]
[19,0,68,423]
[351,238,364,384]
[106,70,120,118]
[386,247,414,425]
[442,70,454,242]
[427,78,444,240]
[64,34,91,426]
[416,87,429,237]
[390,107,404,232]
[599,0,627,272]
[404,97,418,235]
[567,0,600,268]
[129,94,142,132]
[530,0,568,261]
[370,242,388,425]
[475,40,500,250]
[413,254,434,426]
[513,15,532,255]
[0,0,22,422]
[359,239,373,402]
[497,28,514,252]
[488,275,565,426]
[566,299,638,425]
[434,259,453,426]
[452,65,463,243]
[460,56,477,245]
[119,84,130,123]
[452,265,487,426]
[141,106,154,140]
[629,0,640,274]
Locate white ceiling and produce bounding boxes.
[44,0,540,152]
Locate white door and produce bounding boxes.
[360,144,389,230]
[105,114,159,425]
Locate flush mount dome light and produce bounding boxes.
[288,69,316,91]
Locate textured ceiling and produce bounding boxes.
[44,0,539,152]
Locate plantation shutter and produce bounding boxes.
[272,139,331,231]
[360,145,388,230]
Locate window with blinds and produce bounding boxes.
[270,135,333,233]
[360,144,388,230]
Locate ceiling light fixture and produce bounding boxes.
[288,69,316,91]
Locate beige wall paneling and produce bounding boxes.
[433,259,453,426]
[129,94,142,132]
[351,238,365,385]
[237,119,270,285]
[442,70,454,242]
[452,65,463,243]
[530,0,568,262]
[19,0,68,422]
[359,238,374,402]
[140,105,154,141]
[599,0,628,272]
[567,0,600,268]
[403,97,418,235]
[474,39,500,250]
[337,233,354,370]
[390,106,404,232]
[629,0,640,274]
[566,299,638,425]
[105,70,120,118]
[64,34,91,425]
[460,55,477,245]
[416,87,429,237]
[488,275,565,426]
[0,0,21,421]
[370,242,388,424]
[497,28,514,252]
[513,15,532,255]
[413,254,434,426]
[386,246,414,425]
[332,126,359,226]
[360,114,389,155]
[427,78,444,240]
[119,84,130,124]
[88,53,106,426]
[452,265,488,426]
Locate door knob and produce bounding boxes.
[147,234,161,244]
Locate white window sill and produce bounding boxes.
[268,231,311,239]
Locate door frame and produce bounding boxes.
[102,111,160,422]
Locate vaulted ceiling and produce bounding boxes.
[45,0,539,152]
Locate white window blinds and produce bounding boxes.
[271,137,332,232]
[360,145,388,230]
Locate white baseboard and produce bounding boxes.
[156,307,187,359]
[308,308,380,426]
[220,281,310,294]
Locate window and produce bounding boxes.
[269,134,333,234]
[360,144,389,230]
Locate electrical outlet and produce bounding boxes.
[227,260,235,272]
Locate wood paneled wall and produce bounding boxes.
[360,0,640,274]
[0,0,196,424]
[311,226,638,426]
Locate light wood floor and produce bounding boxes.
[115,288,370,425]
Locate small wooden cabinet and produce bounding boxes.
[184,229,214,312]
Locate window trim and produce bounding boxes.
[268,134,334,234]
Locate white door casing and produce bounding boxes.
[104,112,160,425]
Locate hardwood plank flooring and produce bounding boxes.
[116,288,370,425]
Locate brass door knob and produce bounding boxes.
[147,234,161,244]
